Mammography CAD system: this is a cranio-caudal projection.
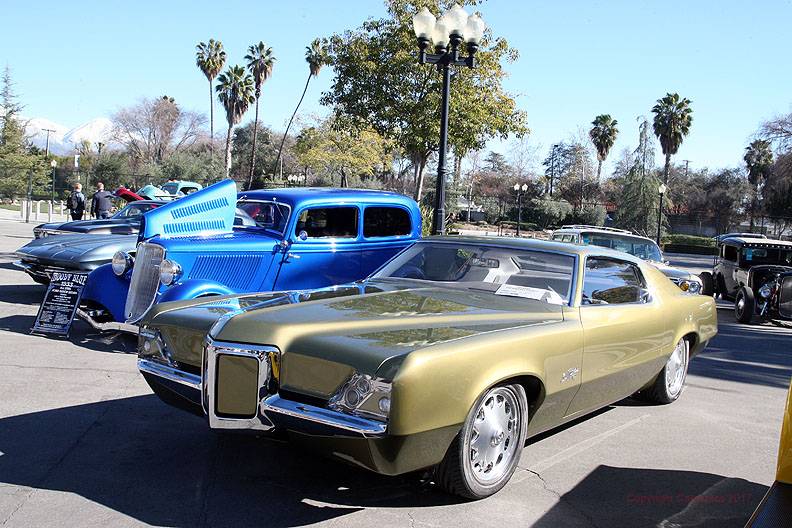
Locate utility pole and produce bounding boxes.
[683,160,691,179]
[42,128,55,157]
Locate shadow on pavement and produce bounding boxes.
[0,314,136,354]
[689,320,792,389]
[0,395,459,527]
[532,464,766,528]
[0,283,44,305]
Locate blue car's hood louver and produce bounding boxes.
[139,179,237,240]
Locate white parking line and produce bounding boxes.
[526,414,651,473]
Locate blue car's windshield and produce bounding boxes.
[112,202,160,219]
[373,242,575,305]
[237,200,290,235]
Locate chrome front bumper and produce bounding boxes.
[138,354,387,438]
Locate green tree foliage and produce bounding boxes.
[244,41,276,187]
[527,195,572,229]
[321,0,527,201]
[273,38,328,180]
[651,93,693,184]
[589,114,618,180]
[294,117,393,188]
[0,66,49,199]
[763,153,792,234]
[744,138,773,228]
[704,168,750,233]
[196,39,226,157]
[216,65,256,180]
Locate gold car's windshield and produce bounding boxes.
[373,242,575,305]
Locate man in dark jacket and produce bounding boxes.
[91,182,113,219]
[66,183,86,220]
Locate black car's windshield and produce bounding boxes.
[112,202,160,219]
[236,200,290,235]
[581,233,663,262]
[740,246,792,268]
[373,242,576,305]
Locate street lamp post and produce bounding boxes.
[50,160,57,204]
[514,183,528,237]
[656,183,667,244]
[412,5,486,236]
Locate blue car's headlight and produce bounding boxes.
[159,259,182,286]
[112,251,133,276]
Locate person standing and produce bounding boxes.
[66,182,86,221]
[90,182,113,219]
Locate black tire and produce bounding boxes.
[641,338,690,404]
[435,383,528,499]
[699,272,714,297]
[735,287,755,324]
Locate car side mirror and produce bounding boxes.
[278,239,290,252]
[298,230,308,241]
[664,260,670,266]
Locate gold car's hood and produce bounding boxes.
[215,280,564,391]
[148,280,565,396]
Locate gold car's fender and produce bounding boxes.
[386,317,585,437]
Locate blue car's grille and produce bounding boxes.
[190,254,267,290]
[125,243,165,322]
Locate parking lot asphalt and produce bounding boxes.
[0,220,790,528]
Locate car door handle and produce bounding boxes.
[287,252,301,260]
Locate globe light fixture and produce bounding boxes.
[412,4,487,235]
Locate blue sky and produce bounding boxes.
[3,0,791,174]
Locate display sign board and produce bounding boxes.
[31,271,87,336]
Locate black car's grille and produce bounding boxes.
[780,275,792,319]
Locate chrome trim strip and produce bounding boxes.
[261,395,387,436]
[77,309,140,334]
[138,358,201,390]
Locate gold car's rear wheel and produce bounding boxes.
[435,384,528,499]
[640,338,689,404]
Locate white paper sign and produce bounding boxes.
[495,284,565,305]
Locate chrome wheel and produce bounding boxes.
[466,387,521,485]
[664,339,688,398]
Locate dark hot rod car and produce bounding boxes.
[701,236,792,323]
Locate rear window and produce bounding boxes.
[296,207,358,239]
[364,207,411,238]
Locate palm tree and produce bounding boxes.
[216,65,255,179]
[651,93,693,184]
[272,38,328,179]
[744,139,774,229]
[588,114,618,180]
[244,42,276,188]
[195,39,226,160]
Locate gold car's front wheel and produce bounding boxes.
[435,384,528,499]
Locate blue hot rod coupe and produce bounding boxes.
[78,180,422,331]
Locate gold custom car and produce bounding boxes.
[137,237,717,499]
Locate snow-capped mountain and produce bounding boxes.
[24,117,115,154]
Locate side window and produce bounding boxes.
[552,235,564,241]
[295,207,358,239]
[723,245,738,262]
[583,258,645,304]
[363,207,411,238]
[562,234,574,243]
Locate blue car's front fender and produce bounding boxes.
[82,263,130,322]
[158,279,237,304]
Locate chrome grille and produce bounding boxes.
[124,243,165,322]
